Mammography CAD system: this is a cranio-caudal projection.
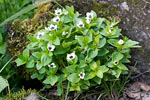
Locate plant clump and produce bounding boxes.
[15,6,140,94]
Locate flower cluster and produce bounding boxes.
[15,6,140,94]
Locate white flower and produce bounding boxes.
[86,12,94,19]
[75,35,78,39]
[45,24,57,31]
[62,31,68,35]
[48,63,56,68]
[114,61,119,65]
[118,39,124,45]
[107,30,111,34]
[53,16,60,22]
[45,27,51,31]
[37,32,45,39]
[67,52,76,61]
[86,19,90,24]
[77,21,84,28]
[55,9,62,15]
[47,44,55,51]
[79,72,85,79]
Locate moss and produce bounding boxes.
[6,3,53,58]
[3,88,37,100]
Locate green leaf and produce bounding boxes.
[98,48,109,56]
[90,61,97,71]
[37,74,44,80]
[93,77,101,84]
[54,47,68,55]
[114,69,122,78]
[66,65,76,73]
[87,48,98,59]
[0,76,9,93]
[77,36,91,47]
[112,52,124,62]
[39,68,46,74]
[40,34,51,41]
[63,16,72,23]
[15,58,26,66]
[26,60,35,68]
[98,65,109,73]
[96,70,103,78]
[108,39,119,47]
[66,6,74,16]
[67,73,80,83]
[117,63,128,70]
[53,37,60,45]
[41,54,52,66]
[43,75,58,86]
[123,40,141,48]
[31,73,38,79]
[32,52,42,59]
[84,72,96,80]
[36,61,42,70]
[57,82,63,96]
[0,34,2,43]
[23,49,29,60]
[0,43,6,54]
[97,38,106,48]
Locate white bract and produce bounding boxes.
[79,72,85,79]
[62,31,68,35]
[67,52,76,61]
[48,63,56,68]
[77,21,84,28]
[45,24,57,31]
[47,44,55,51]
[118,39,124,45]
[55,9,62,15]
[86,12,94,19]
[107,30,111,34]
[114,61,119,65]
[53,16,60,22]
[75,35,78,39]
[37,32,45,39]
[86,19,90,24]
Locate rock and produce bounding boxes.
[24,92,40,100]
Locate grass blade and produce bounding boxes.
[0,0,52,27]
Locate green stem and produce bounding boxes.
[8,85,11,98]
[37,94,49,100]
[97,92,105,100]
[62,83,65,100]
[74,92,80,100]
[65,82,70,100]
[53,0,64,9]
[0,57,13,73]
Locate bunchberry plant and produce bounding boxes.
[15,6,140,94]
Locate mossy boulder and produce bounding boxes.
[6,0,150,81]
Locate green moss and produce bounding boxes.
[3,88,37,100]
[7,3,53,58]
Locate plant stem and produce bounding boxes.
[0,57,13,73]
[74,92,80,100]
[53,0,64,8]
[62,83,65,100]
[65,82,70,100]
